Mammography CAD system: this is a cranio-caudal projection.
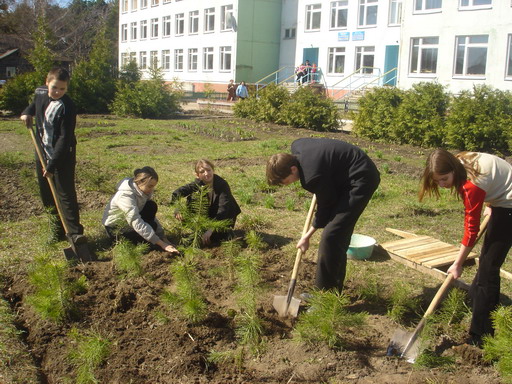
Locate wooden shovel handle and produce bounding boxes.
[27,125,71,235]
[289,194,317,280]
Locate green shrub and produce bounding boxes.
[110,67,181,118]
[0,72,42,115]
[234,83,290,123]
[280,86,340,131]
[395,82,449,147]
[446,85,512,153]
[353,86,405,141]
[112,239,148,278]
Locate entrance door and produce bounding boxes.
[384,45,399,86]
[302,47,319,66]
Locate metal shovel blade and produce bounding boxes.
[387,328,422,363]
[273,295,301,318]
[65,236,95,262]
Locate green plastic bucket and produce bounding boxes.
[347,234,376,260]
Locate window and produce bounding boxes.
[139,51,147,69]
[130,22,137,40]
[121,53,129,66]
[151,18,159,38]
[454,35,488,76]
[121,24,128,42]
[175,13,184,35]
[6,67,16,78]
[151,0,158,6]
[189,11,199,34]
[150,50,158,69]
[203,47,214,70]
[358,0,378,27]
[284,28,296,39]
[305,4,321,31]
[141,0,147,8]
[459,0,491,8]
[328,47,346,73]
[220,46,232,71]
[131,0,137,11]
[414,0,442,12]
[188,48,198,71]
[507,34,512,79]
[221,5,234,31]
[205,8,215,32]
[162,50,170,70]
[330,1,348,29]
[355,46,375,73]
[162,16,171,37]
[121,0,128,12]
[410,37,438,74]
[129,52,136,63]
[163,0,170,3]
[140,20,148,39]
[388,0,402,25]
[175,49,183,71]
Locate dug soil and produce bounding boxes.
[0,114,502,384]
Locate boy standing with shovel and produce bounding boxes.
[21,68,88,253]
[267,138,380,294]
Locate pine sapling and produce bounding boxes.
[387,281,421,323]
[483,306,512,383]
[220,238,243,281]
[68,327,111,384]
[26,253,87,322]
[162,257,207,324]
[111,238,148,278]
[293,290,367,349]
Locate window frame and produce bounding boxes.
[140,20,148,39]
[453,35,488,78]
[162,50,171,70]
[220,46,232,71]
[413,0,442,13]
[388,0,402,26]
[189,10,199,34]
[150,50,158,69]
[188,48,198,71]
[358,0,378,28]
[330,1,348,30]
[506,34,512,80]
[150,18,159,38]
[459,0,492,10]
[305,3,322,31]
[355,46,375,74]
[175,13,185,36]
[130,22,137,40]
[151,0,158,6]
[131,0,137,11]
[121,24,128,42]
[140,0,147,9]
[203,47,214,71]
[284,28,296,39]
[221,4,234,31]
[162,16,171,38]
[174,49,184,71]
[327,47,346,74]
[139,51,147,69]
[204,7,215,33]
[409,36,439,76]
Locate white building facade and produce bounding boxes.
[398,0,512,94]
[118,0,512,94]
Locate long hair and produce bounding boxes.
[194,159,215,174]
[419,149,473,201]
[133,166,158,187]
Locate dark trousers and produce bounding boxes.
[209,214,239,244]
[469,206,512,337]
[105,200,158,244]
[315,172,380,291]
[35,148,83,236]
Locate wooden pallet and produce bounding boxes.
[380,229,477,269]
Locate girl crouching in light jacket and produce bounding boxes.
[103,166,179,254]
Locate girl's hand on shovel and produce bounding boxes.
[296,226,317,253]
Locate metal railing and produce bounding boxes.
[255,65,328,96]
[331,67,397,102]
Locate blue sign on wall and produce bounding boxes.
[338,32,350,42]
[352,31,365,41]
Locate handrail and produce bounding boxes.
[255,66,288,85]
[331,66,382,101]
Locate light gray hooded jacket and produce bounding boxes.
[102,178,164,244]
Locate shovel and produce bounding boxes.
[27,124,94,262]
[387,215,490,362]
[273,194,317,317]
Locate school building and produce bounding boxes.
[118,0,512,96]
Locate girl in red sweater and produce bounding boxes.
[420,149,512,346]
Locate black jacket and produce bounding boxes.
[171,174,241,221]
[291,138,380,228]
[23,86,77,173]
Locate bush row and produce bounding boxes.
[233,83,341,132]
[353,83,512,153]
